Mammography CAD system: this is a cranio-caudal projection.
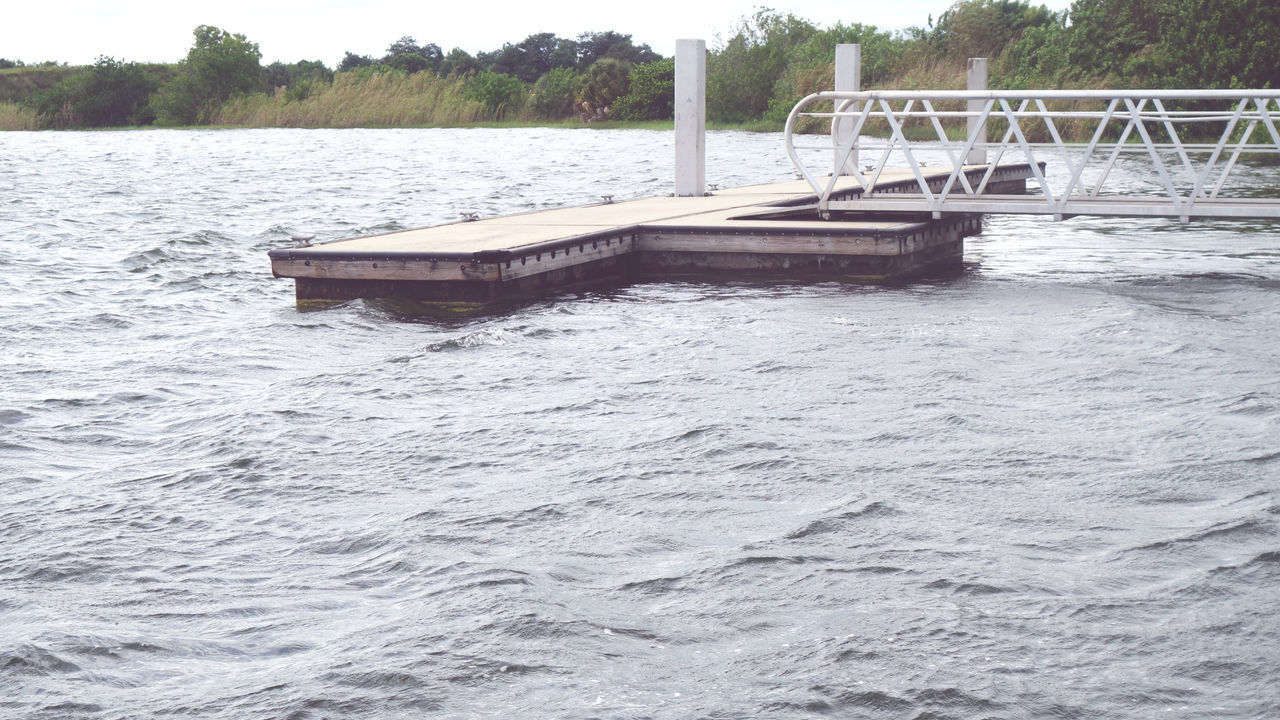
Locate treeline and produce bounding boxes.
[2,0,1278,131]
[0,26,670,129]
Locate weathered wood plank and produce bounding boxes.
[497,235,638,281]
[639,231,906,256]
[272,257,500,282]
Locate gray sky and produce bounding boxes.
[3,0,1072,67]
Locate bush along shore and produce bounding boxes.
[2,0,1277,132]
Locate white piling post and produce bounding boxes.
[675,39,706,197]
[834,44,861,175]
[967,57,988,165]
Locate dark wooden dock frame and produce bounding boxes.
[269,164,1036,310]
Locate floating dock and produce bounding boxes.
[269,165,1035,309]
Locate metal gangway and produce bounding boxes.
[784,89,1280,222]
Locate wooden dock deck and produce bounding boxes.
[269,165,1035,309]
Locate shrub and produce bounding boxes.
[529,67,579,119]
[611,58,674,121]
[25,56,164,127]
[463,71,526,119]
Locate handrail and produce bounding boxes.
[783,89,1280,221]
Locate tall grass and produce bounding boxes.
[212,71,491,128]
[0,101,38,130]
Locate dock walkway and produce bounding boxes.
[269,165,1034,308]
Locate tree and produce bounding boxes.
[708,9,816,123]
[529,67,579,119]
[487,33,578,83]
[924,0,1057,64]
[338,52,374,72]
[152,25,263,125]
[576,31,661,69]
[1062,0,1161,83]
[1146,0,1280,88]
[611,58,674,120]
[440,47,480,77]
[760,22,905,126]
[577,58,631,113]
[388,53,431,73]
[265,59,333,89]
[382,36,442,74]
[386,36,423,58]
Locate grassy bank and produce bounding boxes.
[0,66,80,103]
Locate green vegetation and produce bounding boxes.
[0,102,38,130]
[151,25,264,125]
[529,67,578,120]
[463,70,527,119]
[0,65,82,104]
[25,57,171,127]
[212,71,488,127]
[577,58,631,118]
[612,59,674,121]
[2,1,1277,132]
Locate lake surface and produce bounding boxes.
[1,128,1278,719]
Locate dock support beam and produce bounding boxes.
[835,44,861,175]
[675,39,706,197]
[967,58,988,165]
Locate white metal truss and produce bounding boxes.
[784,89,1280,222]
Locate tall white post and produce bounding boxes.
[967,57,988,165]
[675,39,706,197]
[834,44,861,175]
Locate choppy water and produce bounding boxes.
[1,128,1278,719]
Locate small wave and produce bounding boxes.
[1219,391,1279,417]
[807,687,912,713]
[122,247,169,272]
[423,569,533,599]
[1127,516,1270,554]
[728,456,799,472]
[457,503,567,530]
[0,408,32,426]
[722,554,832,571]
[616,575,685,595]
[908,686,1003,712]
[625,425,720,451]
[850,565,909,575]
[1208,549,1280,577]
[2,644,82,675]
[296,532,392,557]
[1246,449,1280,465]
[784,500,896,540]
[423,328,510,352]
[331,670,429,690]
[952,582,1010,595]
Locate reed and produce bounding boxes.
[0,101,39,130]
[211,71,492,128]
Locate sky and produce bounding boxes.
[3,0,1074,67]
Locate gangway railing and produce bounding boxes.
[784,89,1280,222]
